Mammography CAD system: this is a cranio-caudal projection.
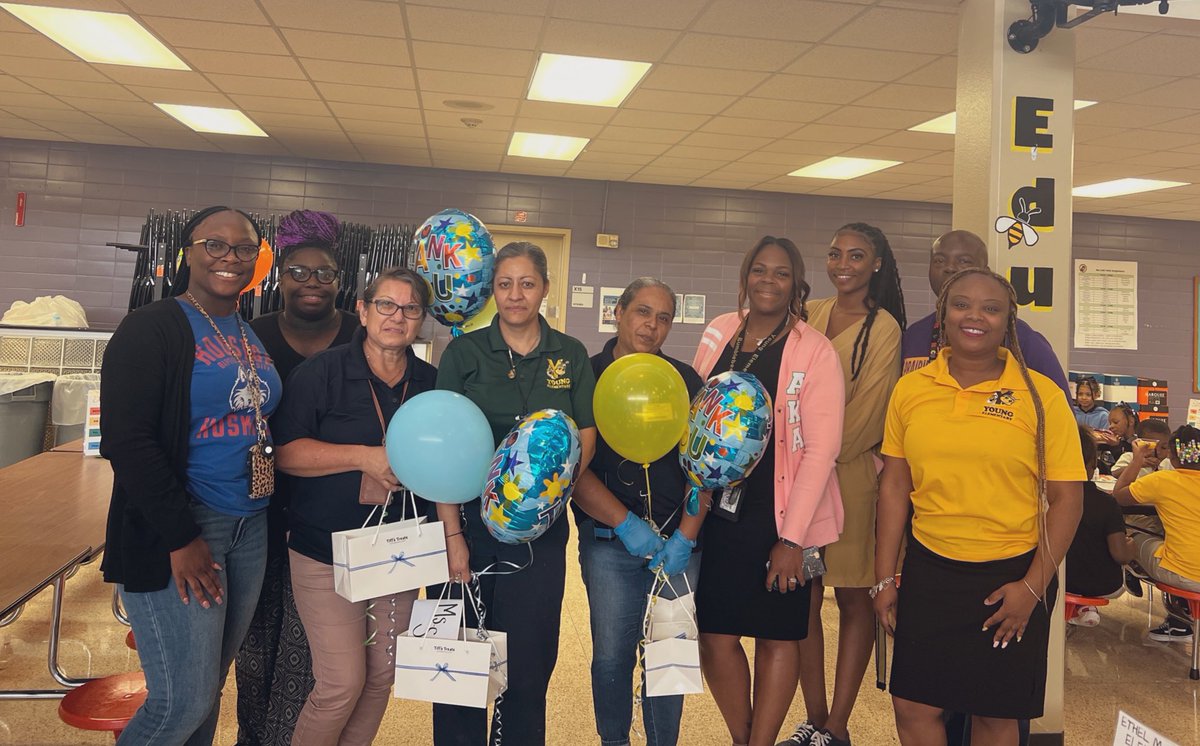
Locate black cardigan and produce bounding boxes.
[100,298,203,592]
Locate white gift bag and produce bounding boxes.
[331,493,449,602]
[393,630,492,707]
[394,583,495,708]
[644,637,703,697]
[647,575,698,641]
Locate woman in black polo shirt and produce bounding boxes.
[433,241,597,746]
[272,267,437,746]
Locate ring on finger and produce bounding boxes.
[788,577,798,585]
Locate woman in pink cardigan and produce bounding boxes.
[692,236,845,746]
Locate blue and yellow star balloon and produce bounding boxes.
[678,371,773,515]
[481,409,582,544]
[413,209,495,333]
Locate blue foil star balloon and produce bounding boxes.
[413,208,495,334]
[481,409,582,544]
[678,371,773,515]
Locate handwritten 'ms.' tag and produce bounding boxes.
[408,599,463,639]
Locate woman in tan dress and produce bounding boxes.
[781,223,905,746]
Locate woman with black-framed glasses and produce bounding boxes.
[239,210,362,746]
[271,266,437,745]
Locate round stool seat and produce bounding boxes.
[125,630,136,650]
[1064,592,1110,621]
[59,672,147,734]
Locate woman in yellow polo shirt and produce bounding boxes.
[872,268,1084,745]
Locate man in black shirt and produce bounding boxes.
[572,278,706,746]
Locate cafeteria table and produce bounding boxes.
[0,445,112,700]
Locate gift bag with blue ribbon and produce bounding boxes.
[331,491,449,603]
[393,582,495,708]
[641,574,703,698]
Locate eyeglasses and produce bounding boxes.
[285,265,340,284]
[367,299,425,320]
[192,238,261,262]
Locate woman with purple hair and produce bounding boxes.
[236,209,359,746]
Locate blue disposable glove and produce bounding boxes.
[649,530,697,578]
[614,511,664,558]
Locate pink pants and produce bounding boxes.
[289,550,417,746]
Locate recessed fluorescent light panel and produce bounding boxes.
[155,104,268,137]
[0,3,188,70]
[909,100,1099,134]
[1073,178,1189,198]
[527,53,651,107]
[507,132,589,161]
[789,157,901,180]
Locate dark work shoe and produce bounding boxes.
[775,721,817,746]
[809,728,852,746]
[1124,570,1144,597]
[1148,618,1193,643]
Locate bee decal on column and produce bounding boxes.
[994,198,1041,249]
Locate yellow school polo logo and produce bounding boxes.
[546,358,571,390]
[982,389,1018,421]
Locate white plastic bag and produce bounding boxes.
[1,296,88,328]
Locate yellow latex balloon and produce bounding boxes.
[593,352,690,465]
[461,296,497,333]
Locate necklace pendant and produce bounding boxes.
[507,369,516,379]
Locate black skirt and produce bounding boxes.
[695,337,811,641]
[890,538,1057,719]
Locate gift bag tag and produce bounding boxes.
[409,599,463,639]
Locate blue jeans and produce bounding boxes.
[577,519,701,746]
[117,502,267,746]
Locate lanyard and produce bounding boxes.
[367,378,410,445]
[728,314,790,372]
[506,347,539,422]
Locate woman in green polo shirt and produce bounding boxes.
[432,241,597,746]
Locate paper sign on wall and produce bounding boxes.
[1074,259,1137,350]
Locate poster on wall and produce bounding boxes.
[1073,259,1137,350]
[683,294,706,325]
[598,286,623,333]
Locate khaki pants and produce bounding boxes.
[289,550,418,746]
[1127,517,1200,594]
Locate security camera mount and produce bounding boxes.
[1008,0,1169,53]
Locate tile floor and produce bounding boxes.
[1,536,1197,745]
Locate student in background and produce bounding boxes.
[1111,418,1173,479]
[901,230,1069,397]
[1113,425,1200,643]
[1065,425,1135,628]
[1071,377,1109,431]
[1096,403,1138,476]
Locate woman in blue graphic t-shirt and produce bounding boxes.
[100,205,281,745]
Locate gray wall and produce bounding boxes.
[1,136,1195,419]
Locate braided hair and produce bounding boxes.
[170,206,261,297]
[935,267,1053,578]
[835,222,907,381]
[1171,424,1200,470]
[276,209,340,262]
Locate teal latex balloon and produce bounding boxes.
[386,390,494,504]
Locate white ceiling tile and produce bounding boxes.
[1074,26,1149,61]
[0,56,109,82]
[665,34,811,73]
[1075,68,1176,102]
[595,125,688,145]
[231,94,331,117]
[606,109,711,130]
[416,70,528,98]
[339,117,424,135]
[347,132,427,148]
[426,96,521,117]
[140,17,287,54]
[678,131,774,150]
[1078,102,1198,129]
[789,122,894,144]
[572,150,655,166]
[423,110,513,131]
[301,60,415,88]
[261,0,405,35]
[641,65,769,96]
[411,41,534,77]
[0,92,76,110]
[176,49,307,78]
[61,98,160,116]
[121,0,270,24]
[584,139,672,156]
[841,143,945,162]
[750,74,883,105]
[1078,32,1200,76]
[125,88,231,108]
[328,101,423,122]
[1118,78,1200,109]
[405,6,542,49]
[424,125,510,144]
[786,46,937,82]
[281,30,408,65]
[665,144,758,162]
[623,89,736,115]
[692,0,866,43]
[317,84,420,108]
[817,105,944,130]
[699,116,801,139]
[896,55,957,88]
[205,75,319,99]
[0,31,78,60]
[511,118,604,138]
[823,6,959,54]
[550,0,703,28]
[721,98,838,122]
[850,83,954,111]
[540,18,680,60]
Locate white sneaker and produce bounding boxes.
[1068,605,1100,628]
